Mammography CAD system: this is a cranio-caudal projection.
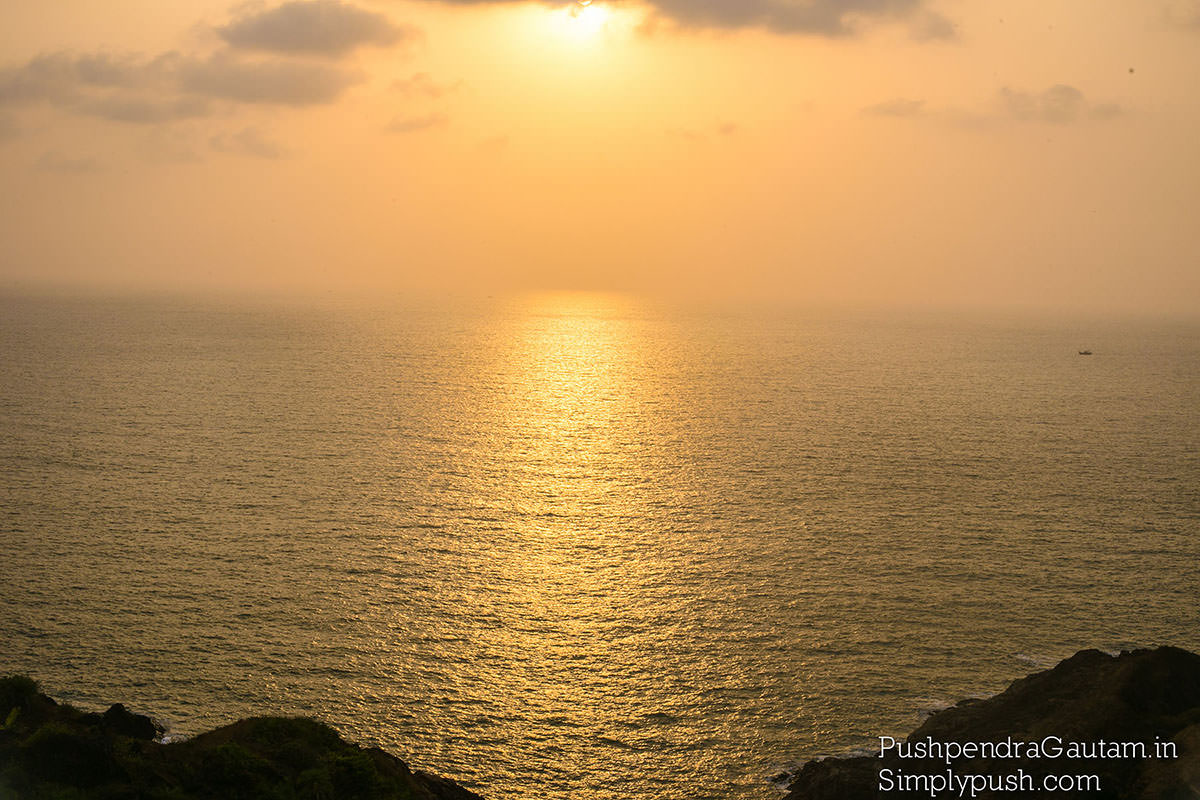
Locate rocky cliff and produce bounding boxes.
[0,675,483,800]
[785,647,1200,799]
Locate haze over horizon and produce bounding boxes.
[1,0,1198,315]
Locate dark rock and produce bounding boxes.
[103,702,163,740]
[0,675,485,800]
[784,647,1200,799]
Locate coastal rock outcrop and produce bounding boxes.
[0,675,483,800]
[784,647,1200,799]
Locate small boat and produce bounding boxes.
[1078,350,1093,355]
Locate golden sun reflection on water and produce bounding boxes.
[448,291,690,771]
[500,291,638,490]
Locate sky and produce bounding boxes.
[0,0,1198,313]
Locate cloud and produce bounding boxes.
[0,2,417,128]
[999,85,1121,124]
[908,9,955,40]
[218,0,417,57]
[0,52,166,106]
[210,126,289,157]
[0,49,362,124]
[387,112,449,133]
[177,52,361,105]
[0,112,18,140]
[37,151,101,173]
[644,0,926,35]
[862,86,1120,128]
[0,52,210,123]
[432,0,933,35]
[863,98,925,117]
[1163,1,1200,29]
[79,95,212,123]
[390,72,461,99]
[139,128,206,163]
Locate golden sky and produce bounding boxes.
[1,0,1198,313]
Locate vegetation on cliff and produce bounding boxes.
[0,676,482,800]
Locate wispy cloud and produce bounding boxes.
[907,9,955,40]
[390,72,461,100]
[667,121,741,141]
[0,112,19,140]
[1163,0,1200,30]
[863,98,926,117]
[138,128,206,163]
[210,126,289,158]
[999,85,1121,124]
[387,112,449,133]
[37,150,101,173]
[863,85,1121,127]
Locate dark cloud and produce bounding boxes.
[434,0,930,35]
[0,50,363,120]
[219,1,416,56]
[863,98,925,117]
[387,112,449,133]
[1000,85,1121,124]
[655,0,919,34]
[0,52,207,122]
[211,126,288,158]
[0,52,166,106]
[0,2,415,127]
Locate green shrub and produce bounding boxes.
[295,766,335,800]
[20,722,119,787]
[326,752,383,798]
[0,675,40,717]
[190,742,280,799]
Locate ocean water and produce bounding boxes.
[1,292,1197,799]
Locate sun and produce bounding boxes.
[563,1,611,42]
[515,0,625,58]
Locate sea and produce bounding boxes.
[1,291,1197,799]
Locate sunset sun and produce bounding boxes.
[561,0,611,42]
